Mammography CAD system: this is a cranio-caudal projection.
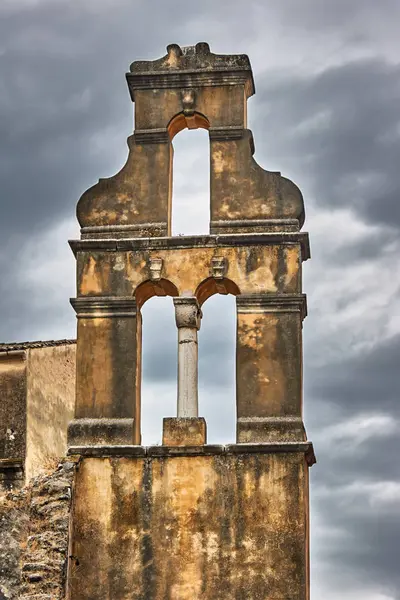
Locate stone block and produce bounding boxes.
[162,417,207,446]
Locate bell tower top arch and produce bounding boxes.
[127,42,254,136]
[77,42,304,239]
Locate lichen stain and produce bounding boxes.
[80,256,109,295]
[151,457,218,599]
[230,247,278,294]
[126,254,147,290]
[284,246,300,291]
[238,315,264,350]
[212,149,229,174]
[248,264,277,291]
[218,199,242,220]
[113,254,125,272]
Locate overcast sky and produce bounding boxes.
[1,1,400,598]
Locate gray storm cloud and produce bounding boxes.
[1,1,399,598]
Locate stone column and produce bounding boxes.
[236,294,307,443]
[68,296,141,446]
[162,297,206,447]
[173,297,202,417]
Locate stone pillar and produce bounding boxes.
[236,294,307,443]
[173,297,202,417]
[68,297,141,446]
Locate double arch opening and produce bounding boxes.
[139,115,238,443]
[138,276,240,445]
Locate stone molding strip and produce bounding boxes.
[68,441,316,466]
[70,297,138,318]
[208,126,244,141]
[237,416,304,424]
[70,231,311,260]
[80,222,167,240]
[134,129,170,144]
[126,71,253,101]
[237,293,307,319]
[210,218,300,233]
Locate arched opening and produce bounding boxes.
[167,111,209,140]
[135,279,179,445]
[135,278,179,309]
[140,295,177,445]
[169,113,210,236]
[198,293,237,443]
[195,277,240,306]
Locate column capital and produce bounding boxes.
[236,293,307,320]
[173,297,202,330]
[70,296,138,318]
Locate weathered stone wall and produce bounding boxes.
[0,458,77,600]
[0,486,29,598]
[0,357,26,463]
[25,345,76,482]
[76,242,303,298]
[68,447,310,600]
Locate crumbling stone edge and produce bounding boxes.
[0,455,81,600]
[68,441,316,466]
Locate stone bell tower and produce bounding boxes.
[67,43,315,600]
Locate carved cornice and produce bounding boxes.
[70,297,138,318]
[127,42,254,101]
[236,293,307,319]
[69,232,311,261]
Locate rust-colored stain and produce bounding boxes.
[69,453,308,600]
[77,244,295,298]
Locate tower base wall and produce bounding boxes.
[68,444,312,600]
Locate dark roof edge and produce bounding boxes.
[0,339,76,354]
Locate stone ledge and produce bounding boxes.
[236,294,307,319]
[210,218,300,234]
[80,222,168,240]
[68,441,316,465]
[69,231,310,260]
[70,296,138,318]
[67,418,137,446]
[68,445,146,457]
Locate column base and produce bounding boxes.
[237,416,306,443]
[68,418,137,446]
[162,417,207,446]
